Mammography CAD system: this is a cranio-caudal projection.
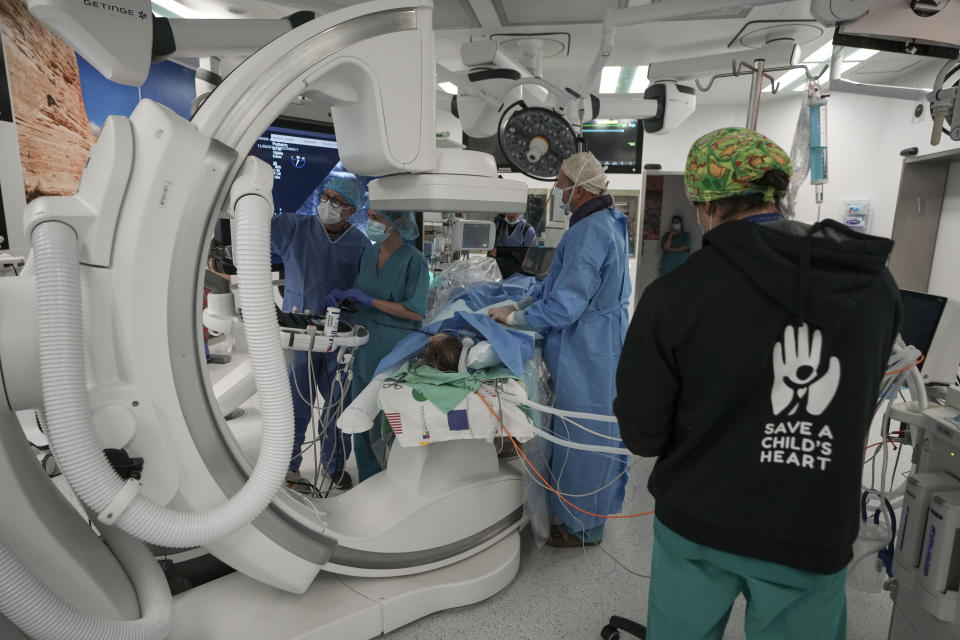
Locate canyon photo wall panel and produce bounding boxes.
[0,2,196,253]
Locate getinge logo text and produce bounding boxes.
[82,0,149,19]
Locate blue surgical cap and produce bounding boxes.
[322,170,366,210]
[379,211,420,241]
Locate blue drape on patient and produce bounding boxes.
[375,310,536,378]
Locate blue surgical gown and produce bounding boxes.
[522,206,632,534]
[496,220,537,247]
[271,213,370,474]
[271,213,370,314]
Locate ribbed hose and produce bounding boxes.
[0,525,171,640]
[31,194,292,548]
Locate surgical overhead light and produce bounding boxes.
[498,107,577,181]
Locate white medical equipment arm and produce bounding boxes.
[27,0,319,86]
[827,46,930,102]
[929,56,960,145]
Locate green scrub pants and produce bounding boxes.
[648,519,846,640]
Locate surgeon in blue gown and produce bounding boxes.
[272,170,371,490]
[495,213,537,248]
[489,151,631,547]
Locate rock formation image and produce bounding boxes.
[0,2,95,201]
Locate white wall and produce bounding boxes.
[502,92,960,241]
[928,161,960,302]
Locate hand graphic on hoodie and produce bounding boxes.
[771,323,841,417]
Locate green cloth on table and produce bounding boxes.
[388,361,515,413]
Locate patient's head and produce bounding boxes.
[422,333,463,372]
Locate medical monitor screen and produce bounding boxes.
[249,118,340,214]
[899,290,947,369]
[461,222,493,250]
[582,119,643,173]
[521,247,555,280]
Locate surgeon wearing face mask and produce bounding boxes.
[327,210,430,481]
[271,170,371,491]
[491,211,538,277]
[496,212,537,249]
[488,151,632,548]
[616,127,901,639]
[659,215,691,276]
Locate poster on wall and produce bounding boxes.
[0,1,96,202]
[0,0,197,207]
[642,175,664,245]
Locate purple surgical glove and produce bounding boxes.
[324,290,346,309]
[343,288,374,308]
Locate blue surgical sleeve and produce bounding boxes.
[522,246,603,332]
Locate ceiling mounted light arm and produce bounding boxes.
[569,11,616,112]
[827,45,930,101]
[501,77,574,109]
[436,63,501,110]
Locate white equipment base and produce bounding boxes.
[170,531,520,639]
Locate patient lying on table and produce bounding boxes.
[420,333,462,373]
[337,331,537,447]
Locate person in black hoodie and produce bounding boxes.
[615,127,900,640]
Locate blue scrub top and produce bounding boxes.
[659,229,691,275]
[496,220,537,247]
[351,243,430,393]
[271,213,370,314]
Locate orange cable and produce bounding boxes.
[885,355,924,376]
[476,392,654,520]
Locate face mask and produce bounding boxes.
[553,187,572,213]
[672,223,681,231]
[697,207,714,233]
[318,201,343,225]
[506,216,521,226]
[366,220,390,242]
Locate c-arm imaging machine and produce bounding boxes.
[2,0,959,639]
[0,2,536,639]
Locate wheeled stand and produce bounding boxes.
[601,615,647,639]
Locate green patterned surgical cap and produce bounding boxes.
[684,127,793,204]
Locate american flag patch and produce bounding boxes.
[385,413,403,435]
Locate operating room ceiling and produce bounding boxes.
[152,0,939,105]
